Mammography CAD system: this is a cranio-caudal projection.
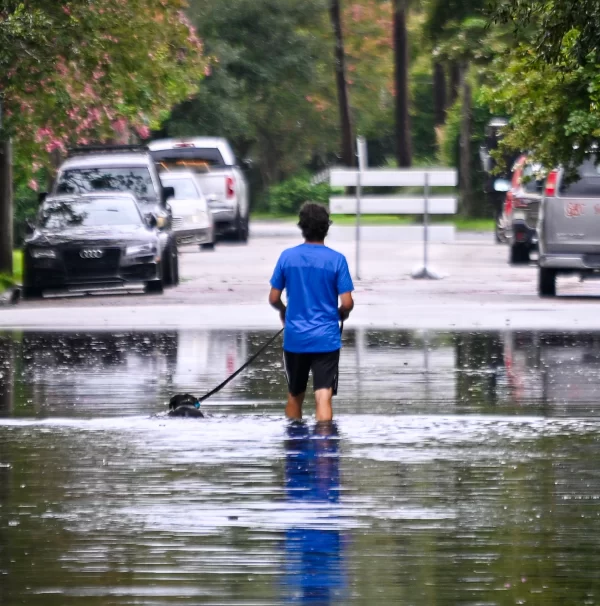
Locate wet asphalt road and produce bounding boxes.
[6,226,600,331]
[2,329,600,604]
[3,228,600,603]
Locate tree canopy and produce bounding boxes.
[485,0,600,175]
[1,1,205,178]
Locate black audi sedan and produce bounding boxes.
[23,193,165,298]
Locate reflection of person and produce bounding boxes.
[269,203,354,422]
[283,421,345,604]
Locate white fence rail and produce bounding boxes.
[330,196,457,215]
[330,169,457,188]
[328,137,457,280]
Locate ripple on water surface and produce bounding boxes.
[2,329,600,604]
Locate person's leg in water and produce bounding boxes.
[284,352,311,420]
[286,391,305,420]
[314,389,333,422]
[312,350,339,422]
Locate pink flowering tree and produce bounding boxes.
[1,0,206,187]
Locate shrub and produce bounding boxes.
[266,173,333,215]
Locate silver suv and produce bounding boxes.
[538,158,600,296]
[49,145,180,287]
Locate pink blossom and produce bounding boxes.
[135,125,150,140]
[112,118,128,134]
[28,179,39,192]
[204,65,212,77]
[62,5,71,15]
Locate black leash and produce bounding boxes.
[196,328,284,403]
[173,320,344,407]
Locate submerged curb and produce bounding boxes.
[0,287,20,307]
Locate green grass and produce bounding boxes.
[251,212,494,231]
[0,251,23,294]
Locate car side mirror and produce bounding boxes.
[38,192,47,204]
[162,186,175,205]
[493,178,511,193]
[25,219,36,235]
[146,214,158,229]
[240,158,253,171]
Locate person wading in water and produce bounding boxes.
[269,203,354,422]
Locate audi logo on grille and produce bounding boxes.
[80,249,104,259]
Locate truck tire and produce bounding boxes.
[23,286,43,299]
[162,241,179,287]
[234,211,249,243]
[538,267,557,297]
[510,244,530,265]
[145,279,164,294]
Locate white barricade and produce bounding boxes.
[328,137,457,280]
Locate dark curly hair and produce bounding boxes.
[298,203,331,242]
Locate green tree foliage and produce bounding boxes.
[1,1,206,181]
[167,0,338,191]
[490,0,600,66]
[486,0,600,175]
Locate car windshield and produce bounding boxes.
[561,159,600,196]
[39,198,143,229]
[161,177,199,199]
[56,167,157,200]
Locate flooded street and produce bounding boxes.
[2,329,600,604]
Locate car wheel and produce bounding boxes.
[234,210,249,243]
[495,212,508,244]
[145,279,164,294]
[162,242,178,287]
[539,267,557,297]
[172,243,180,286]
[23,286,43,299]
[509,244,530,265]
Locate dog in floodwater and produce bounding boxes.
[168,393,204,418]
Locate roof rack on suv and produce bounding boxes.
[67,144,149,157]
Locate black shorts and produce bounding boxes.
[283,349,340,397]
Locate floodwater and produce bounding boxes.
[2,330,600,604]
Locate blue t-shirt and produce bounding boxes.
[270,243,354,353]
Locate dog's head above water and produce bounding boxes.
[168,393,204,418]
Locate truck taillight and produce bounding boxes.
[226,176,235,199]
[545,170,559,196]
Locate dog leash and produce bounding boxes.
[195,328,284,403]
[180,320,345,405]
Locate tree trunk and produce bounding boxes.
[393,0,411,167]
[459,64,473,216]
[433,62,446,126]
[328,0,355,167]
[0,139,13,276]
[448,61,460,107]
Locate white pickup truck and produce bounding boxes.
[149,138,250,242]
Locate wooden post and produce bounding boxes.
[0,139,13,276]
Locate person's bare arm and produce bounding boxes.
[338,292,354,321]
[269,287,286,324]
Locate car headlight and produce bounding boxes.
[125,243,156,257]
[30,248,57,259]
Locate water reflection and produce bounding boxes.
[3,330,600,602]
[3,329,600,417]
[283,422,345,604]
